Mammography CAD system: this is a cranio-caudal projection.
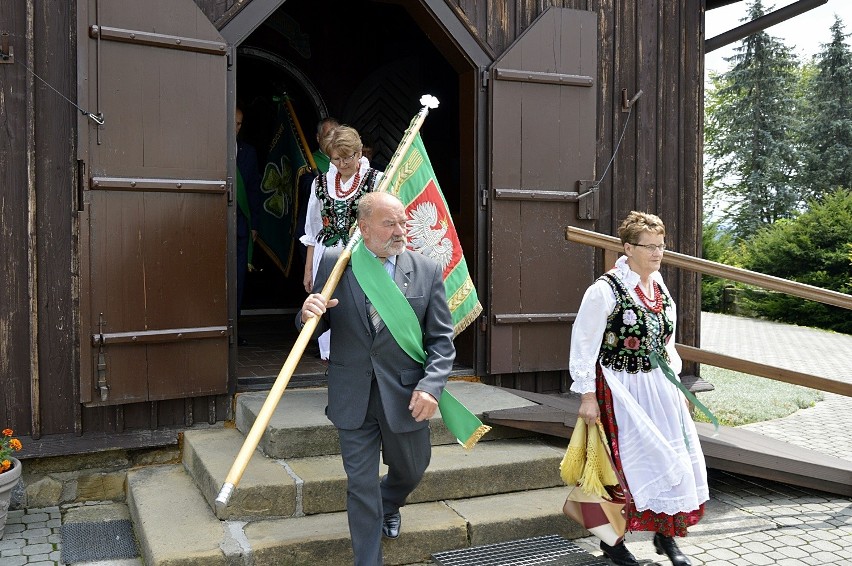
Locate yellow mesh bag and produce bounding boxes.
[560,418,619,499]
[559,418,587,485]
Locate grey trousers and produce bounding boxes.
[337,379,431,566]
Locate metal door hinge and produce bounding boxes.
[479,314,488,333]
[0,32,13,64]
[94,313,110,402]
[481,69,489,90]
[76,160,86,212]
[480,186,488,209]
[576,180,599,220]
[227,177,234,204]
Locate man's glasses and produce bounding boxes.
[631,243,667,252]
[332,152,360,166]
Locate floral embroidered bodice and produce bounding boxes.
[597,272,674,373]
[314,168,380,247]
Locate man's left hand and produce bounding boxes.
[409,390,438,422]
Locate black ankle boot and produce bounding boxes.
[599,540,639,566]
[653,533,692,566]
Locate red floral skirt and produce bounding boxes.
[595,365,704,537]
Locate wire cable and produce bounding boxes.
[14,58,104,124]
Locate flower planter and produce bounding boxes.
[0,457,22,539]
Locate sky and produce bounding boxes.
[705,0,852,78]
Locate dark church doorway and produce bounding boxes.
[231,0,476,389]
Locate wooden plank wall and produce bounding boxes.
[1,1,231,441]
[0,0,78,438]
[195,0,243,26]
[448,0,705,386]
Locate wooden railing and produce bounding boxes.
[565,226,852,397]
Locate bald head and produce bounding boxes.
[357,192,402,221]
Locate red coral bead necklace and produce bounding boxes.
[334,170,361,199]
[634,281,663,313]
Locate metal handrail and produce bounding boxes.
[565,226,852,397]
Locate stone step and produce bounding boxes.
[127,464,230,566]
[127,463,586,566]
[235,381,537,459]
[183,427,565,520]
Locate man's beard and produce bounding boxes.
[382,237,407,256]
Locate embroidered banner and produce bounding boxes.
[257,97,311,275]
[389,133,483,335]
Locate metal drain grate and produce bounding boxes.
[431,535,609,566]
[60,519,140,564]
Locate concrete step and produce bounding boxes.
[183,427,565,520]
[127,463,586,566]
[235,381,537,459]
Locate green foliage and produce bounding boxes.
[703,5,852,334]
[701,219,742,313]
[704,0,803,241]
[738,190,852,333]
[799,16,852,201]
[694,366,822,427]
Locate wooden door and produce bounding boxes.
[487,7,598,375]
[77,0,230,405]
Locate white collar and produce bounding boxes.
[613,255,642,288]
[368,251,398,268]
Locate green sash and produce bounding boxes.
[350,242,490,449]
[236,168,253,266]
[649,351,719,449]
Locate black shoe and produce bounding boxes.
[382,511,401,539]
[653,533,692,566]
[599,540,639,566]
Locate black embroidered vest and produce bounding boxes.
[597,272,674,373]
[315,168,380,246]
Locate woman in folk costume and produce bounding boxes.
[570,211,707,566]
[301,125,382,360]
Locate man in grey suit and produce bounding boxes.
[299,191,455,566]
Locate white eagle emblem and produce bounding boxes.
[406,202,454,270]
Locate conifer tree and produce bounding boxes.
[800,16,852,200]
[704,0,802,240]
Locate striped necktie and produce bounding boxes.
[366,259,389,334]
[367,298,383,334]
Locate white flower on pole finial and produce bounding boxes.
[420,95,439,109]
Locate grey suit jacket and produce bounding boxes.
[299,248,456,433]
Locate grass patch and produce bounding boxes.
[694,366,824,427]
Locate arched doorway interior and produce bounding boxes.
[228,0,480,388]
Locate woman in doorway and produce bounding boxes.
[569,211,707,566]
[301,125,382,360]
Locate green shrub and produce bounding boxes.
[739,189,852,333]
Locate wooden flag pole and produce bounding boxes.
[284,94,318,172]
[214,95,439,515]
[371,96,436,195]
